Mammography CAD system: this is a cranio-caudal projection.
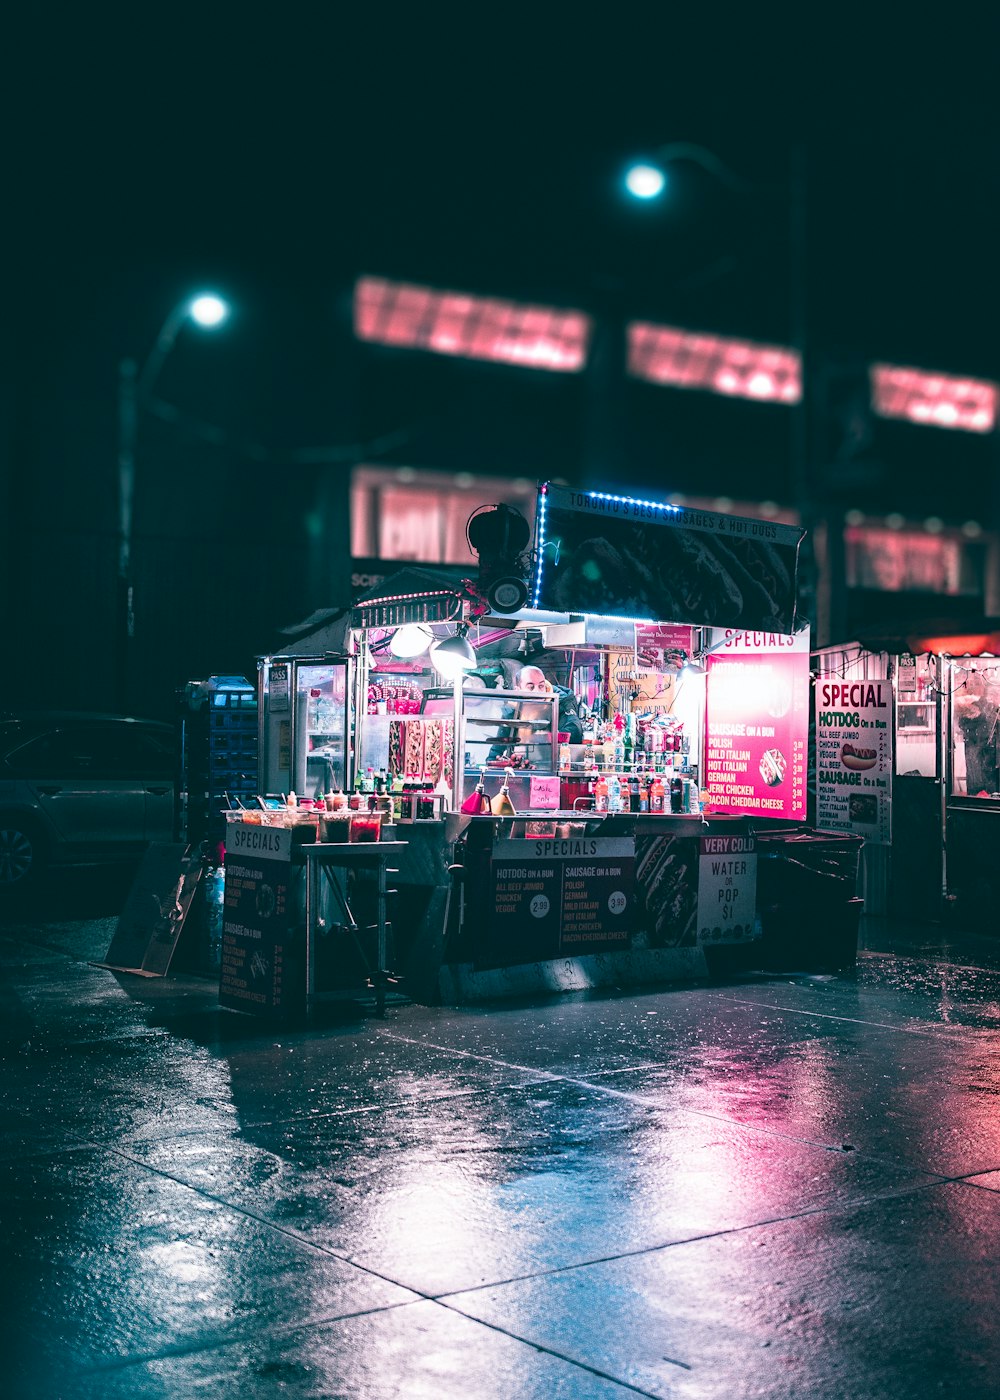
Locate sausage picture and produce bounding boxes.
[759,748,787,786]
[841,742,878,772]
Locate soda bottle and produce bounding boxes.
[594,774,609,813]
[670,774,684,813]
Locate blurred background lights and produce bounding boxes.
[189,294,230,327]
[354,276,590,372]
[624,163,667,199]
[871,362,998,433]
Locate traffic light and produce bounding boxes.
[466,504,531,614]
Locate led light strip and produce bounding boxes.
[586,491,681,513]
[531,484,550,608]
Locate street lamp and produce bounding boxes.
[116,292,230,709]
[623,140,813,619]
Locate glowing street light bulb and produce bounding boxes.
[624,163,666,200]
[189,294,230,328]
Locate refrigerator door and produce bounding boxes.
[259,660,293,797]
[294,661,350,798]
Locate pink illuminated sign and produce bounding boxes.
[871,363,997,433]
[628,322,802,403]
[704,629,810,821]
[354,277,591,372]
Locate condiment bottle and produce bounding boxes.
[461,770,492,815]
[491,769,517,816]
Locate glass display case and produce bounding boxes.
[460,687,560,775]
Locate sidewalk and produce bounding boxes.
[4,886,1000,1398]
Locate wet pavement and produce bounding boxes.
[4,874,1000,1396]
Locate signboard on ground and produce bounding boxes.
[483,836,635,968]
[99,842,205,977]
[815,676,892,844]
[220,824,295,1013]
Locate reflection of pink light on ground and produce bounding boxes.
[354,277,591,372]
[871,363,998,433]
[628,322,802,404]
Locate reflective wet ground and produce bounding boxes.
[5,883,1000,1397]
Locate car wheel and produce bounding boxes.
[0,818,47,891]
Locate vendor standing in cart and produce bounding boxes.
[954,670,1000,797]
[490,663,583,761]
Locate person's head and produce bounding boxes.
[517,665,547,691]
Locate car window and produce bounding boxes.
[4,725,174,780]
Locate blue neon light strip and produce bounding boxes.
[587,491,681,513]
[533,485,681,613]
[532,486,549,608]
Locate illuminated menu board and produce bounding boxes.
[704,628,810,821]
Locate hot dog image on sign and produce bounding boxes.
[814,677,892,845]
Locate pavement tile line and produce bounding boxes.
[78,1144,665,1396]
[100,1123,949,1320]
[431,1298,678,1394]
[376,1030,959,1170]
[705,988,984,1041]
[76,1296,666,1400]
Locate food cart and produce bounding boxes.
[221,484,853,1011]
[813,625,1000,932]
[339,485,817,1001]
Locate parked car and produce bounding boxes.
[0,712,176,892]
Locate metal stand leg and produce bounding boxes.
[376,858,388,1017]
[305,852,317,1009]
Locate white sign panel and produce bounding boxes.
[697,833,758,945]
[815,677,892,844]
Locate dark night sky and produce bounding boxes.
[6,11,1000,709]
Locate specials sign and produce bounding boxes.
[815,677,892,844]
[704,628,810,820]
[220,823,295,1013]
[482,836,635,968]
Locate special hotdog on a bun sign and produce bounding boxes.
[815,678,892,844]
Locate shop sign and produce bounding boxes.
[815,677,892,844]
[608,648,676,714]
[704,629,810,820]
[269,662,290,712]
[220,824,294,1013]
[697,833,758,944]
[533,484,804,632]
[485,836,635,965]
[897,654,917,695]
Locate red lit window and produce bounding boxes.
[871,363,997,433]
[627,322,801,404]
[354,277,591,372]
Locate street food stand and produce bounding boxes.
[221,484,873,1011]
[341,485,816,1000]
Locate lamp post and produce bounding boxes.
[116,292,230,710]
[623,142,813,613]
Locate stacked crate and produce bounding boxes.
[178,676,258,851]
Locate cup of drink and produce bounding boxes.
[349,811,382,843]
